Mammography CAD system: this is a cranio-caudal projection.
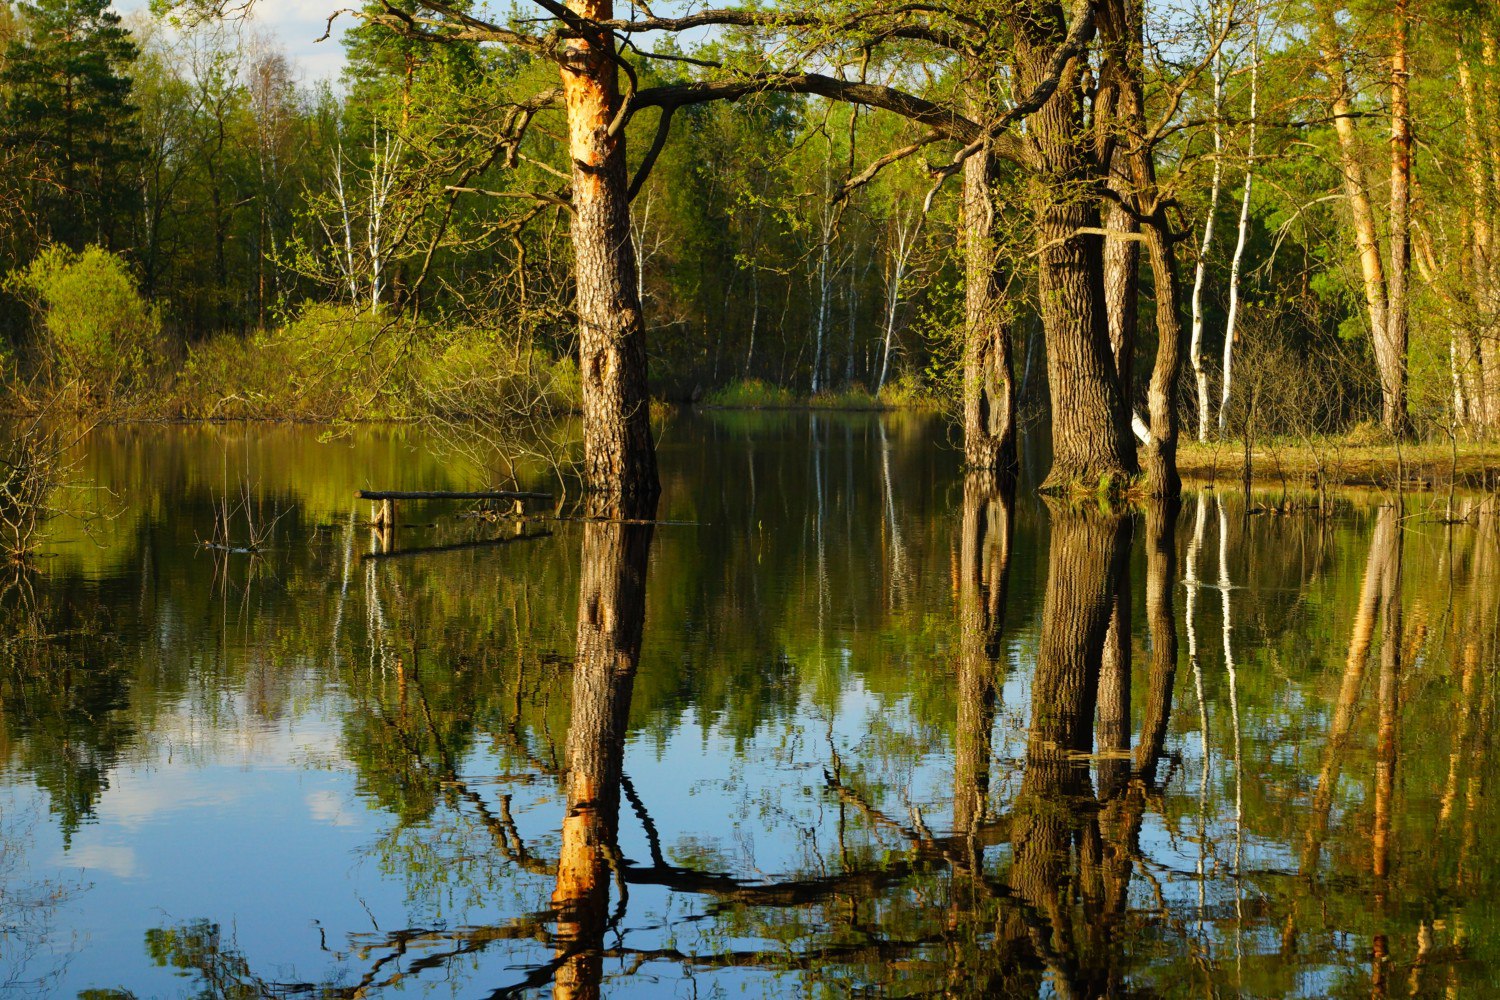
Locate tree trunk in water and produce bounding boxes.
[961,147,1018,474]
[561,1,659,507]
[1301,503,1392,872]
[552,502,656,1000]
[1010,4,1136,492]
[1099,0,1186,498]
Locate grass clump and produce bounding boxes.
[702,379,798,408]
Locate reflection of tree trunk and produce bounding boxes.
[1370,506,1403,996]
[1302,505,1397,873]
[1096,590,1131,800]
[954,473,1015,841]
[1011,504,1133,993]
[1134,500,1180,782]
[552,501,656,1000]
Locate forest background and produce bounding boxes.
[2,0,1498,470]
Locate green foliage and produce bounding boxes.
[702,379,798,408]
[6,245,164,396]
[1,0,141,249]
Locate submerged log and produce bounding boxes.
[356,490,553,501]
[358,489,554,528]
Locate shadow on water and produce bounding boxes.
[4,415,1500,996]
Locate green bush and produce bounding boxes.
[6,245,165,397]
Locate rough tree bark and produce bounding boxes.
[961,145,1019,474]
[1012,3,1138,492]
[561,0,659,507]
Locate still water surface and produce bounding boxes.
[1,413,1497,997]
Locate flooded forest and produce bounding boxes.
[5,0,1500,997]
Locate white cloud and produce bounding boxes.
[113,0,352,83]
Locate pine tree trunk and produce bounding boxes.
[1317,1,1405,435]
[562,0,659,508]
[1385,0,1415,439]
[961,146,1018,474]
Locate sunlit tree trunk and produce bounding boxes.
[1316,0,1409,437]
[561,0,659,506]
[961,145,1018,474]
[1385,0,1414,439]
[1189,4,1226,443]
[1013,11,1137,491]
[1220,15,1258,433]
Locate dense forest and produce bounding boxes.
[3,0,1500,500]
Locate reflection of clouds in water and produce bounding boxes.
[92,765,243,832]
[53,843,139,881]
[306,789,357,827]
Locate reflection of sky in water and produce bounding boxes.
[1,415,1496,997]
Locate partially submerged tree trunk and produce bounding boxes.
[961,146,1018,474]
[561,0,659,507]
[1099,0,1187,498]
[1013,8,1138,492]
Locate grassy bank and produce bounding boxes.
[1178,438,1500,491]
[698,377,939,411]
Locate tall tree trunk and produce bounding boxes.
[961,145,1018,474]
[1221,17,1258,433]
[1189,8,1226,443]
[1013,10,1136,491]
[552,506,656,1000]
[1385,0,1415,439]
[561,1,659,507]
[1317,0,1404,436]
[1458,50,1493,431]
[1099,0,1187,498]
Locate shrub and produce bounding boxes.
[6,246,165,398]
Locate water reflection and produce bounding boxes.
[3,417,1500,996]
[551,504,656,999]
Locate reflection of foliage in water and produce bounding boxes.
[2,420,1500,995]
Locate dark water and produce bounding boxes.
[1,414,1497,998]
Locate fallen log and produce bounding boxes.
[357,489,553,527]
